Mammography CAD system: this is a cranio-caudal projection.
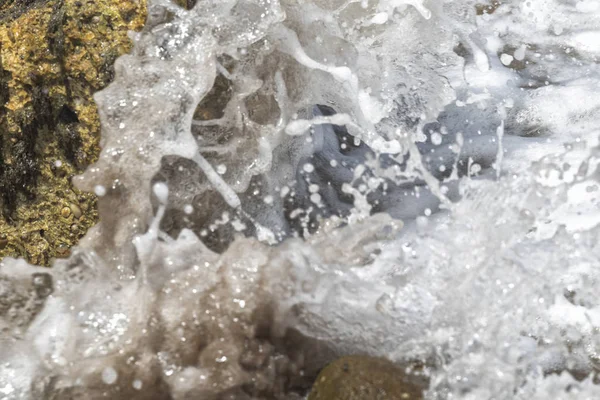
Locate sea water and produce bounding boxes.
[1,0,600,398]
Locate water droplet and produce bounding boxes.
[431,132,443,145]
[500,53,514,66]
[94,185,107,197]
[102,367,118,385]
[303,163,315,173]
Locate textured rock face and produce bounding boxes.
[308,356,425,400]
[0,0,146,265]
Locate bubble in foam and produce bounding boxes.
[102,367,118,385]
[303,163,315,173]
[501,53,514,66]
[94,185,106,197]
[310,193,322,204]
[514,45,526,61]
[263,195,274,204]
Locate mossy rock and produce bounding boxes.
[0,0,146,265]
[308,356,424,400]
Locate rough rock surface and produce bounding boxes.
[0,0,146,264]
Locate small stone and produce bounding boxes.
[56,243,71,258]
[61,207,71,218]
[69,203,82,219]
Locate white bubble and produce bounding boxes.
[431,132,443,145]
[553,25,563,35]
[94,185,107,197]
[183,204,193,214]
[263,195,274,204]
[132,379,143,390]
[500,53,514,66]
[310,193,321,204]
[102,367,118,385]
[303,163,315,173]
[216,164,227,174]
[514,45,526,61]
[54,160,62,168]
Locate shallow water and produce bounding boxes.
[1,0,600,398]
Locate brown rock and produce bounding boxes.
[0,0,146,265]
[308,356,424,400]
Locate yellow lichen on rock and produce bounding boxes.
[308,356,425,400]
[0,0,146,265]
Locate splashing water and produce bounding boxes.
[1,0,600,398]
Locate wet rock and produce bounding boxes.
[0,0,146,265]
[173,0,198,10]
[308,355,424,400]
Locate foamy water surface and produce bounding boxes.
[1,0,600,398]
